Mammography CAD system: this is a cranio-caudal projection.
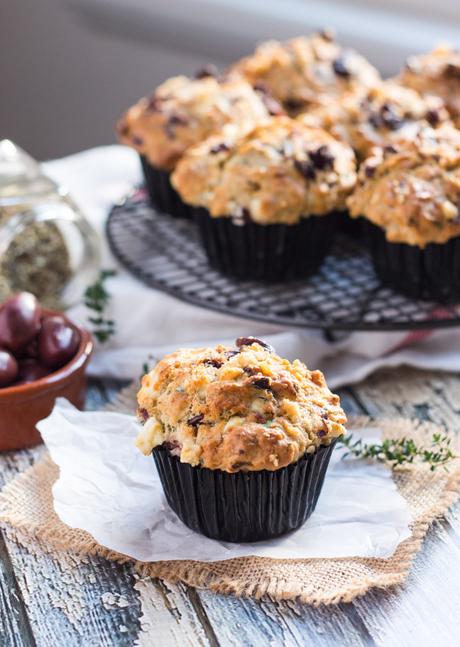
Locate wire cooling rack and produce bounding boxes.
[106,190,460,332]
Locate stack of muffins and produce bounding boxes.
[118,32,460,302]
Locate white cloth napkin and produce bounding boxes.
[37,400,411,562]
[42,146,460,388]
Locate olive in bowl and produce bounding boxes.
[0,292,93,452]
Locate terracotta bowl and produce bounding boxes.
[0,310,94,452]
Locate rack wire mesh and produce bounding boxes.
[106,190,460,332]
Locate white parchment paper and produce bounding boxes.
[37,399,412,562]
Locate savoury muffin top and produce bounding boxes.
[298,81,449,160]
[347,125,460,247]
[232,31,380,115]
[117,74,276,170]
[171,116,357,224]
[136,338,346,472]
[399,46,460,125]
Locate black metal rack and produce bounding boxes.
[106,190,460,332]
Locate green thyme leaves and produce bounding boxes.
[340,432,457,471]
[84,269,116,343]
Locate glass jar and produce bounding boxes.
[0,140,100,309]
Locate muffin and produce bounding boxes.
[347,125,460,302]
[398,46,460,126]
[136,337,346,542]
[117,72,278,217]
[232,31,380,115]
[299,81,449,161]
[171,116,357,280]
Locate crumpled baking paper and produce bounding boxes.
[37,399,412,562]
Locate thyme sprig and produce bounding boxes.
[340,433,457,471]
[84,269,117,343]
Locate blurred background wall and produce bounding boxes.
[2,0,460,160]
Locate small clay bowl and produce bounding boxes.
[0,310,93,452]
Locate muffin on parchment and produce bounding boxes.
[299,81,449,161]
[171,116,357,280]
[136,337,346,542]
[347,125,460,302]
[398,46,460,126]
[117,72,278,217]
[232,31,380,115]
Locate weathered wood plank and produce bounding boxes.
[345,368,460,647]
[198,591,376,647]
[134,579,215,647]
[0,532,36,647]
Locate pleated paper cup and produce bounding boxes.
[192,207,339,282]
[140,155,192,219]
[363,219,460,303]
[153,440,337,543]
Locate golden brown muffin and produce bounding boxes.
[171,116,357,224]
[117,74,276,170]
[347,125,460,247]
[299,81,449,160]
[136,338,346,472]
[232,31,380,115]
[399,46,460,125]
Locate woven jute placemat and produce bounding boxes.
[1,384,460,605]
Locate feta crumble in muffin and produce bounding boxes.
[232,31,380,115]
[136,337,346,472]
[299,81,449,160]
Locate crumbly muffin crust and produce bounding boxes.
[232,32,380,115]
[171,116,357,224]
[299,81,449,160]
[136,338,346,472]
[117,74,274,170]
[399,46,460,124]
[347,125,460,247]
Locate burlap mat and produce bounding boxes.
[1,383,460,605]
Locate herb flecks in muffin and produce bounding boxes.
[136,342,346,472]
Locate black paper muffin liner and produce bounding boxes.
[153,441,337,543]
[337,212,363,239]
[140,155,191,219]
[363,219,460,303]
[192,207,339,281]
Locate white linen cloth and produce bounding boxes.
[42,145,460,389]
[37,400,411,562]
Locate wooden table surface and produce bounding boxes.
[1,367,460,647]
